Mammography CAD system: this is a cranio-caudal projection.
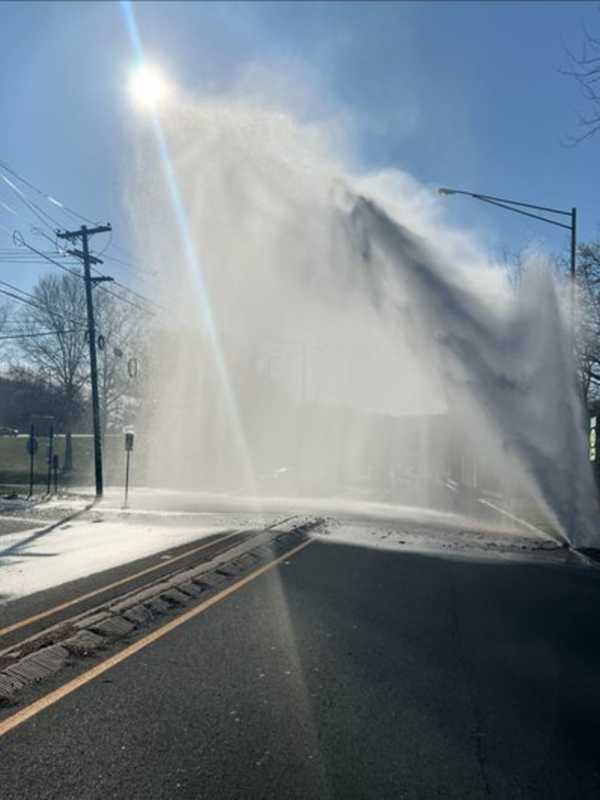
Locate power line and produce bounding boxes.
[19,237,157,317]
[0,159,153,298]
[89,264,163,312]
[0,174,62,234]
[0,158,99,227]
[0,157,138,265]
[0,280,86,326]
[0,286,54,315]
[99,251,146,273]
[0,328,83,342]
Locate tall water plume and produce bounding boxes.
[128,95,599,547]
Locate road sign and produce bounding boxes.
[123,430,134,509]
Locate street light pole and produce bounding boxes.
[571,207,577,334]
[439,186,580,538]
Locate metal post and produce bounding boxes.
[28,424,35,498]
[46,424,54,495]
[53,454,59,495]
[571,208,578,537]
[571,207,577,338]
[124,449,131,509]
[123,430,134,509]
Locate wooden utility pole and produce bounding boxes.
[57,224,112,498]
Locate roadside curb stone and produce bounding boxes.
[0,672,26,704]
[161,588,191,606]
[62,631,106,657]
[178,581,206,598]
[89,616,135,639]
[4,645,69,688]
[74,611,111,631]
[122,604,154,626]
[146,597,171,616]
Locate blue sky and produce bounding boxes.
[1,1,599,293]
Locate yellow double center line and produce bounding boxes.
[0,538,313,739]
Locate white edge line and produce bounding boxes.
[478,498,557,542]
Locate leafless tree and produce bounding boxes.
[16,272,148,466]
[574,241,600,407]
[0,301,9,333]
[0,301,11,355]
[16,272,88,468]
[563,17,600,143]
[94,290,147,433]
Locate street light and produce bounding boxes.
[439,186,579,540]
[438,186,577,325]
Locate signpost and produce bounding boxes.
[52,454,60,495]
[46,424,54,495]
[26,424,38,498]
[123,429,135,509]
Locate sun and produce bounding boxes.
[129,64,167,110]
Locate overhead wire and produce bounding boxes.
[0,159,171,317]
[19,238,157,317]
[0,328,83,342]
[0,157,143,271]
[0,279,87,327]
[0,159,162,305]
[0,174,62,234]
[0,158,99,227]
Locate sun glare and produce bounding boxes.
[129,64,167,109]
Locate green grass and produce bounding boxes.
[0,434,130,492]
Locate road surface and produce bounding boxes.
[1,522,600,799]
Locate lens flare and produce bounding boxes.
[129,64,167,109]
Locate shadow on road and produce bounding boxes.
[0,501,96,561]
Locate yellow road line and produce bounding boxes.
[0,530,243,639]
[0,538,312,739]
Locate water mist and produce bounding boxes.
[128,95,599,548]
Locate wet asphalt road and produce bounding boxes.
[2,537,600,799]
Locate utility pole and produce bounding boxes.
[57,224,113,499]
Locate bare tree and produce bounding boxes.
[499,246,527,290]
[94,290,147,433]
[0,301,10,333]
[574,241,600,407]
[563,18,600,143]
[17,271,148,446]
[17,272,89,469]
[0,301,12,366]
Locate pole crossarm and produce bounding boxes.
[57,223,112,240]
[90,276,114,285]
[65,247,103,265]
